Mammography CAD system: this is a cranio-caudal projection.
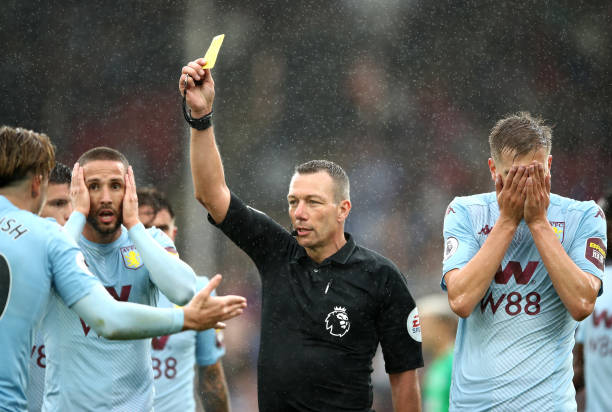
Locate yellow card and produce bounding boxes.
[202,34,225,69]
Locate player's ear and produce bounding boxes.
[488,158,497,182]
[31,174,44,198]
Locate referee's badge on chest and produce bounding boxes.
[121,246,143,270]
[325,306,351,337]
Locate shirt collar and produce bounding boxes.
[292,232,356,265]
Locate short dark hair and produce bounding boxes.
[77,146,129,169]
[0,126,55,188]
[489,112,552,162]
[137,187,175,219]
[295,160,350,202]
[49,161,71,185]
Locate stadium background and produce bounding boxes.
[2,1,610,410]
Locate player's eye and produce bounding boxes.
[88,183,98,190]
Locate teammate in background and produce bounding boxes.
[138,187,230,412]
[442,113,606,410]
[137,187,160,228]
[179,59,423,412]
[418,294,457,412]
[40,146,244,411]
[27,162,73,412]
[39,162,72,226]
[574,190,611,412]
[0,126,246,412]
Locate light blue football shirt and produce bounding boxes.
[41,226,176,412]
[152,276,225,412]
[442,192,606,411]
[0,196,97,412]
[575,262,611,412]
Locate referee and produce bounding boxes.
[179,58,424,412]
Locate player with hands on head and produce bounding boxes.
[179,57,423,412]
[40,146,245,411]
[442,112,606,410]
[0,126,245,412]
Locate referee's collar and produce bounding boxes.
[292,232,356,265]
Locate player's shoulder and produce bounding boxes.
[448,192,495,208]
[551,193,602,217]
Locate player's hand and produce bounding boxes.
[122,166,140,229]
[182,274,247,331]
[496,165,528,226]
[70,163,90,216]
[524,161,550,226]
[179,58,215,118]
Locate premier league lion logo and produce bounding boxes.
[325,306,351,337]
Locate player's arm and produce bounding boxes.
[524,163,600,321]
[389,370,421,412]
[71,275,246,339]
[122,166,197,305]
[445,166,527,317]
[179,58,231,224]
[197,360,230,412]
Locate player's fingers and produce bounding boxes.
[512,166,527,192]
[201,274,222,297]
[214,322,226,330]
[222,295,247,307]
[545,173,551,193]
[219,307,244,321]
[505,166,518,190]
[195,58,207,66]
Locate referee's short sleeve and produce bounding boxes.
[377,267,424,374]
[207,191,295,270]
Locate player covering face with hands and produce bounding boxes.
[442,113,605,411]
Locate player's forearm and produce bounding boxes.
[198,361,230,412]
[389,370,421,412]
[128,223,196,305]
[63,211,86,242]
[446,217,517,317]
[529,220,599,320]
[72,283,184,339]
[190,127,231,223]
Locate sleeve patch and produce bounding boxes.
[406,307,421,342]
[443,237,459,262]
[164,246,179,256]
[585,237,606,271]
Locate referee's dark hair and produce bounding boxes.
[49,161,71,185]
[295,159,350,203]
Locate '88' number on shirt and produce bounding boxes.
[152,356,177,379]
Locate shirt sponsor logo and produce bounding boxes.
[407,307,421,342]
[325,306,351,337]
[585,237,606,271]
[549,221,565,243]
[120,246,143,270]
[443,237,458,262]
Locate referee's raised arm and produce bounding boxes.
[179,57,231,224]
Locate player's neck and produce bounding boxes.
[82,223,123,244]
[0,186,39,214]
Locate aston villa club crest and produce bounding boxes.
[549,221,565,243]
[325,306,351,337]
[121,246,143,270]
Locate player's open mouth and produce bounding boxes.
[98,210,115,224]
[296,227,312,236]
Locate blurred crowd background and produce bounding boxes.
[2,1,610,410]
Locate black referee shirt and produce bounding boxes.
[209,193,423,412]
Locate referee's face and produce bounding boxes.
[288,171,349,258]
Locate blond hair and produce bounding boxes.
[0,126,55,187]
